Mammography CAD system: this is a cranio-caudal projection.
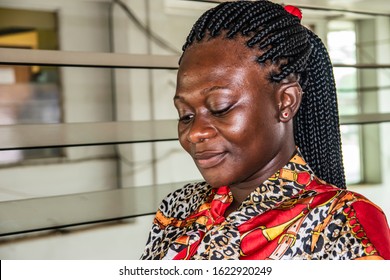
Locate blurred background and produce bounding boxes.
[0,0,389,259]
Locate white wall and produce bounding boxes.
[0,0,121,258]
[0,0,118,197]
[0,0,201,259]
[0,216,153,260]
[110,0,204,190]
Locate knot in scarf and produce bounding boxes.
[170,186,242,259]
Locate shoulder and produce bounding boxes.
[304,179,390,259]
[158,181,212,220]
[304,177,385,213]
[345,190,390,259]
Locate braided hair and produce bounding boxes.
[180,0,346,189]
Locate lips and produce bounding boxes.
[193,151,227,169]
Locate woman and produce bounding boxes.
[141,0,390,260]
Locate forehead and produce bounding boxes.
[177,36,269,89]
[180,35,261,68]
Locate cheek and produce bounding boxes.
[178,130,190,153]
[227,112,279,154]
[224,110,260,143]
[223,110,249,134]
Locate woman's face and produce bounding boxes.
[174,37,290,188]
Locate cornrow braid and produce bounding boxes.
[258,24,302,49]
[221,2,254,30]
[257,30,308,63]
[246,14,298,46]
[226,4,278,38]
[268,43,311,82]
[241,8,275,35]
[208,2,247,34]
[181,0,346,189]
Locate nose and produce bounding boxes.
[186,115,217,144]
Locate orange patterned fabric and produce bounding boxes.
[141,150,390,260]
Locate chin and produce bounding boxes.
[197,165,235,187]
[202,175,230,188]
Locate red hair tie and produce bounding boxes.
[284,5,302,21]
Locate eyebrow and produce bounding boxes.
[174,85,230,101]
[201,85,230,95]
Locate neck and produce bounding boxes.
[225,141,296,217]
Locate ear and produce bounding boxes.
[276,81,302,123]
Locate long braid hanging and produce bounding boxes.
[181,0,346,189]
[295,29,346,189]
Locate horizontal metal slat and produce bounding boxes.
[339,113,390,125]
[0,48,180,69]
[0,120,178,151]
[1,115,390,151]
[332,63,390,69]
[2,48,390,69]
[0,182,186,236]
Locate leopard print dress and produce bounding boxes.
[140,150,390,260]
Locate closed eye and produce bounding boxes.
[210,105,232,117]
[178,114,194,124]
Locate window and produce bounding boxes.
[327,20,362,184]
[0,8,61,165]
